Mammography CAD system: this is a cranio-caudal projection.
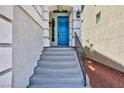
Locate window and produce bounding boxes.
[52,18,55,41]
[96,11,101,24]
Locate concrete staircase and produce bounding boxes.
[28,47,85,88]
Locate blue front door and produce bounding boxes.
[58,16,69,46]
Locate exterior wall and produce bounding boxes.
[72,5,81,46]
[82,5,124,72]
[43,6,50,47]
[69,11,73,46]
[0,6,13,87]
[12,6,44,87]
[80,7,84,43]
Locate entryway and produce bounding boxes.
[58,16,69,46]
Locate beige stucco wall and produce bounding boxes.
[12,6,43,87]
[82,5,124,72]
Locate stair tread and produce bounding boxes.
[31,73,83,78]
[35,68,82,74]
[38,61,79,65]
[30,77,83,84]
[31,76,83,81]
[28,83,84,88]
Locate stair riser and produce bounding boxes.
[44,49,74,51]
[41,55,74,59]
[40,58,77,62]
[38,60,78,63]
[43,52,75,54]
[37,65,80,69]
[38,63,79,66]
[42,54,75,56]
[34,71,81,74]
[37,63,79,68]
[38,61,78,65]
[34,69,81,74]
[43,51,75,54]
[44,48,74,51]
[31,74,83,78]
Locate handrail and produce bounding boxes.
[74,32,86,86]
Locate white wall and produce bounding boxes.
[69,11,73,46]
[0,5,13,87]
[12,6,43,87]
[72,5,81,46]
[43,6,50,47]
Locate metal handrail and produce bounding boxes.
[74,32,86,86]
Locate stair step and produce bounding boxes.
[43,53,75,56]
[40,55,76,59]
[37,65,80,69]
[44,47,75,51]
[38,59,77,62]
[30,77,83,84]
[28,83,84,88]
[43,53,76,56]
[31,73,83,78]
[43,51,75,54]
[44,50,75,52]
[40,58,77,61]
[38,61,78,64]
[38,62,79,68]
[40,59,77,62]
[43,51,75,55]
[34,67,82,74]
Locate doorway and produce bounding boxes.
[57,16,69,46]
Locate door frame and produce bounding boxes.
[57,16,69,46]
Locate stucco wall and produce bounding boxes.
[43,6,50,47]
[12,6,43,87]
[82,5,124,72]
[72,5,81,46]
[0,5,13,87]
[69,11,73,46]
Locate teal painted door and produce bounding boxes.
[58,16,69,46]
